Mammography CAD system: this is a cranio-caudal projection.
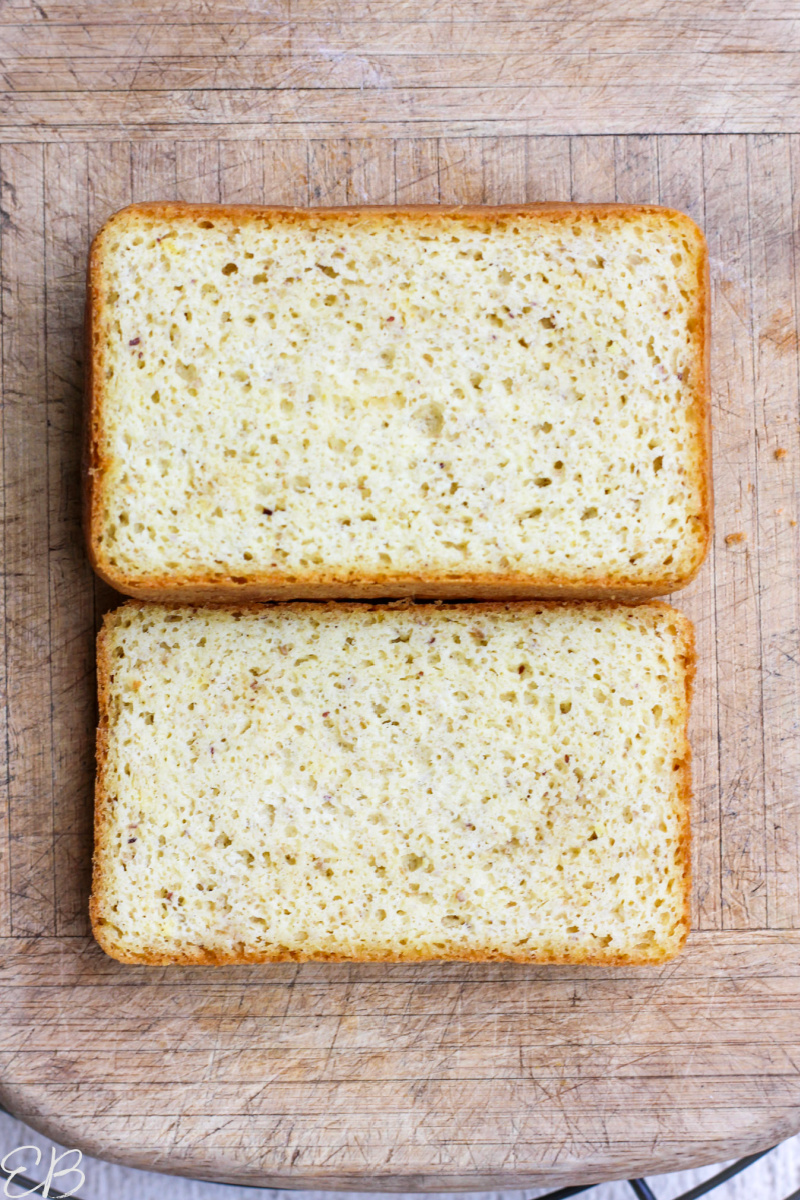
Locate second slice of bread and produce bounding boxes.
[91,600,694,965]
[86,204,710,601]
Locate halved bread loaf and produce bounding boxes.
[85,203,710,601]
[90,600,694,965]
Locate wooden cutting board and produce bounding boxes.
[1,1,800,1191]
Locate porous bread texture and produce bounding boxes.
[91,600,694,965]
[86,204,711,600]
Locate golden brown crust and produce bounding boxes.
[88,619,112,947]
[683,207,714,578]
[86,569,695,605]
[84,226,109,580]
[90,598,694,967]
[84,202,712,603]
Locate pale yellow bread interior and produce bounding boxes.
[87,205,710,598]
[91,600,694,965]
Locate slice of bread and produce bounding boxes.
[90,600,694,965]
[85,203,711,602]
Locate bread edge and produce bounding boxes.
[89,598,694,967]
[84,202,712,602]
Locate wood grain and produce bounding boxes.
[439,137,485,204]
[703,135,768,932]
[1,143,56,939]
[614,135,658,205]
[263,141,309,206]
[176,142,221,204]
[1,3,800,1188]
[525,136,571,203]
[482,137,526,205]
[747,134,800,931]
[570,136,616,203]
[6,50,800,98]
[220,142,265,205]
[2,4,800,139]
[43,142,96,937]
[346,139,396,206]
[0,0,798,18]
[0,154,9,939]
[308,140,349,206]
[5,17,800,61]
[1,933,800,1189]
[131,141,177,202]
[395,139,440,205]
[657,134,723,932]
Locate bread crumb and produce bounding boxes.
[725,532,746,545]
[775,448,788,460]
[88,205,710,596]
[90,601,694,966]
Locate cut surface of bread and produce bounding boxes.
[91,600,694,965]
[86,203,710,601]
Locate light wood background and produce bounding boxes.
[1,1,800,1192]
[1,1109,800,1200]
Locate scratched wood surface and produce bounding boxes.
[1,2,800,1192]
